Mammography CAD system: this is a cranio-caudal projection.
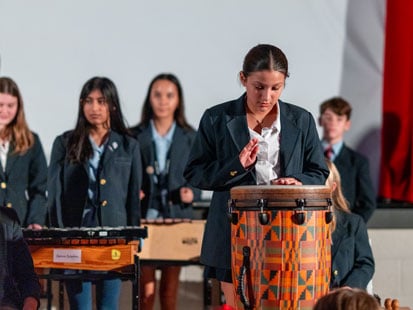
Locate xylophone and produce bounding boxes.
[23,226,147,243]
[23,226,147,310]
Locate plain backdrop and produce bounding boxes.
[0,0,385,191]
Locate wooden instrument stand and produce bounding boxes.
[24,227,147,310]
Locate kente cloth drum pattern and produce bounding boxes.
[230,185,332,310]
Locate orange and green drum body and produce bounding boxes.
[230,185,332,310]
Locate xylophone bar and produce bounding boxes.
[23,226,148,245]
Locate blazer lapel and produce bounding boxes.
[5,152,18,175]
[279,102,300,171]
[334,145,350,168]
[169,126,185,167]
[138,126,155,172]
[101,131,122,168]
[227,96,250,152]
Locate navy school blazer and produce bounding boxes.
[333,144,376,222]
[0,133,47,226]
[0,207,40,308]
[47,130,142,228]
[131,123,201,219]
[331,210,375,289]
[184,94,329,270]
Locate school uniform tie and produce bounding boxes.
[324,145,334,160]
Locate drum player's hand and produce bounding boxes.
[180,187,194,204]
[139,190,145,200]
[239,138,259,169]
[27,223,43,230]
[271,178,302,185]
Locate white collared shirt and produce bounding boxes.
[248,104,281,185]
[150,120,176,173]
[0,139,10,172]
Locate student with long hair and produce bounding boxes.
[325,160,374,289]
[131,73,200,310]
[0,77,47,228]
[47,76,142,309]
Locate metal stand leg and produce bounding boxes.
[59,280,65,310]
[204,276,212,308]
[133,255,140,310]
[46,279,52,310]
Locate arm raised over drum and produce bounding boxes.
[184,111,254,191]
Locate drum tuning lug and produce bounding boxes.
[257,199,269,225]
[227,211,236,223]
[256,198,268,208]
[295,198,306,208]
[231,213,239,225]
[325,200,333,224]
[228,200,237,224]
[293,199,306,224]
[325,211,333,224]
[259,212,269,225]
[293,211,306,225]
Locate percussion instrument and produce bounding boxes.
[229,185,332,310]
[23,226,147,310]
[139,219,205,262]
[23,226,147,270]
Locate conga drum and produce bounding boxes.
[230,185,332,310]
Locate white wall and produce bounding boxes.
[0,0,384,187]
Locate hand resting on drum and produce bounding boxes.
[271,178,302,185]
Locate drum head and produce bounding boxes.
[231,185,331,200]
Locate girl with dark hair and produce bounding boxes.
[0,77,47,228]
[184,44,329,307]
[131,73,200,310]
[47,76,142,309]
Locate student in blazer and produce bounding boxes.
[0,77,47,228]
[0,206,40,310]
[184,44,329,307]
[319,97,376,223]
[331,210,374,289]
[131,73,200,310]
[326,160,374,289]
[333,145,376,222]
[47,77,142,310]
[133,124,200,219]
[48,130,142,228]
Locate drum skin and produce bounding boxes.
[230,185,332,310]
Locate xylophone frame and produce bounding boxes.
[24,227,147,310]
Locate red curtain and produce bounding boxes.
[379,0,413,202]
